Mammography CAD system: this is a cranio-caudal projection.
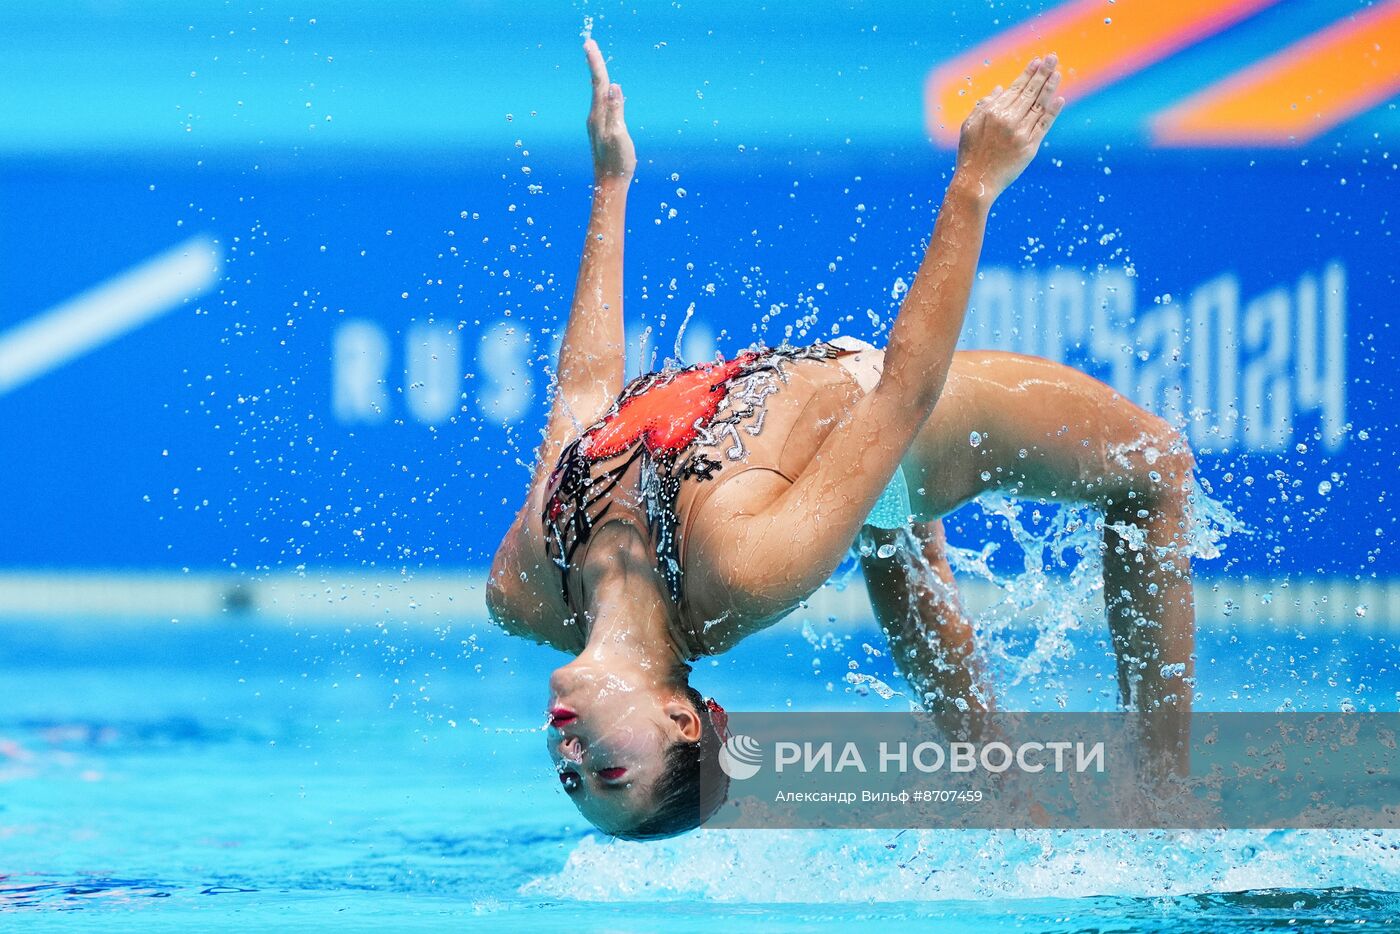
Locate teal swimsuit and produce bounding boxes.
[865,466,912,531]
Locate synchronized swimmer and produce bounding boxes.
[488,40,1197,839]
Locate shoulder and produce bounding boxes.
[486,512,582,656]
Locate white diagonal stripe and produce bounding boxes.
[0,235,221,395]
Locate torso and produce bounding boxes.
[491,346,1139,657]
[508,342,866,657]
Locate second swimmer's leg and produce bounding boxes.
[860,519,995,736]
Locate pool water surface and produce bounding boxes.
[2,613,1397,930]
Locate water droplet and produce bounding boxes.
[876,543,897,559]
[969,431,982,448]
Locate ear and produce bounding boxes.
[662,699,703,742]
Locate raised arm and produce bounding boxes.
[542,39,637,454]
[711,56,1065,617]
[881,54,1063,412]
[485,41,638,644]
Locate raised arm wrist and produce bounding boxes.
[944,172,996,217]
[593,173,633,195]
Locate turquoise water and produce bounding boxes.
[3,614,1398,931]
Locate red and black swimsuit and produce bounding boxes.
[543,342,847,614]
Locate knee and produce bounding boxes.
[1144,423,1195,507]
[1109,419,1196,517]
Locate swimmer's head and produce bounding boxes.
[546,658,729,839]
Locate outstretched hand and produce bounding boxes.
[953,54,1064,201]
[584,39,637,181]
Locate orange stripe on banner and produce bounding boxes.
[1154,1,1400,146]
[924,0,1280,146]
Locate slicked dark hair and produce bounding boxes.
[611,685,730,841]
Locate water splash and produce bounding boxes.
[805,477,1243,711]
[672,302,697,365]
[930,477,1242,691]
[844,671,903,700]
[525,827,1400,903]
[940,495,1109,690]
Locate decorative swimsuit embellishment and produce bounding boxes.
[543,342,847,614]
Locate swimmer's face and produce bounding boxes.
[546,660,701,834]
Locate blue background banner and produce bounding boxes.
[1,1,1395,585]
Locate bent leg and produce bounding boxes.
[1102,472,1194,777]
[904,351,1196,774]
[860,519,996,737]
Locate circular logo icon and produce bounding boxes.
[718,733,763,780]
